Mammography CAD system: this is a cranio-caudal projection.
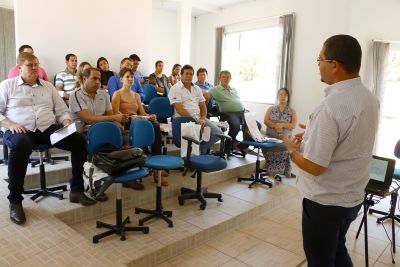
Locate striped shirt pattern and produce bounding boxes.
[297,77,379,207]
[55,68,77,94]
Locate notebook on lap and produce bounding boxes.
[365,155,396,194]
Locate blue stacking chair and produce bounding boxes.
[172,117,227,210]
[130,119,184,227]
[149,97,174,154]
[142,84,158,105]
[87,122,150,243]
[237,139,280,188]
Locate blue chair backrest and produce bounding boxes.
[171,116,197,148]
[164,84,170,95]
[149,97,174,120]
[87,122,122,158]
[142,84,158,104]
[130,119,155,148]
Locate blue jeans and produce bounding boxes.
[302,198,361,267]
[4,124,87,203]
[199,119,223,154]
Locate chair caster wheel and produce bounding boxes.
[144,228,149,234]
[59,195,64,200]
[200,204,206,210]
[135,209,140,214]
[120,236,126,241]
[178,196,184,206]
[248,185,252,189]
[218,197,223,202]
[139,221,144,226]
[93,238,98,244]
[96,222,101,228]
[168,223,173,228]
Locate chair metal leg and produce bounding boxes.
[93,184,149,243]
[238,147,272,188]
[24,150,67,201]
[135,170,173,227]
[178,171,223,210]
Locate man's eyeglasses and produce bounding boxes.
[317,56,333,66]
[24,63,40,68]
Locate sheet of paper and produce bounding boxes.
[50,122,77,145]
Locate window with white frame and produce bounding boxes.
[220,17,283,104]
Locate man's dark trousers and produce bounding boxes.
[4,124,87,203]
[302,198,361,267]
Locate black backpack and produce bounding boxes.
[93,144,146,176]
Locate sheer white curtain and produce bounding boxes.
[0,8,15,81]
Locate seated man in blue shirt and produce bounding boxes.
[0,52,96,225]
[194,67,217,117]
[107,57,144,99]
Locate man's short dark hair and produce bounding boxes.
[18,45,33,54]
[155,60,163,67]
[181,64,194,75]
[82,67,101,78]
[323,34,362,74]
[196,67,208,76]
[120,57,132,64]
[129,54,141,62]
[66,53,77,61]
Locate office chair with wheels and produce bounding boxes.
[130,119,183,227]
[87,122,149,243]
[172,117,228,210]
[23,144,68,200]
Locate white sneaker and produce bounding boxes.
[202,126,211,142]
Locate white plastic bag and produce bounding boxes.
[181,122,201,157]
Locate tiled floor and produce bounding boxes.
[1,147,400,266]
[155,189,400,267]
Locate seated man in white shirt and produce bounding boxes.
[0,52,96,226]
[168,64,223,154]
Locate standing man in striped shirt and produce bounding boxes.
[280,35,379,266]
[55,53,78,103]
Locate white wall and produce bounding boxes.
[150,8,179,76]
[349,0,400,89]
[192,0,353,128]
[14,0,180,81]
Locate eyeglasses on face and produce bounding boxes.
[316,56,333,66]
[24,63,40,68]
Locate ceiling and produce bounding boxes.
[0,0,253,16]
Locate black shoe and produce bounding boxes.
[9,202,26,225]
[95,192,108,202]
[69,192,97,206]
[123,180,145,190]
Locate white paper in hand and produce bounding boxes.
[50,122,77,145]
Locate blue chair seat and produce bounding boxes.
[240,140,279,149]
[101,167,148,184]
[189,154,227,173]
[394,168,400,180]
[145,155,184,170]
